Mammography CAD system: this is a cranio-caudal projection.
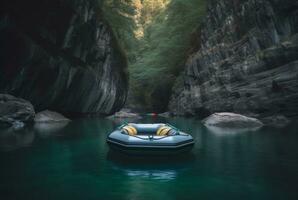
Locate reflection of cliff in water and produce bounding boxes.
[0,127,34,151]
[0,121,71,151]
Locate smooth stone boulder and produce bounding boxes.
[109,109,141,119]
[0,94,35,126]
[34,110,70,123]
[203,112,263,128]
[158,112,171,118]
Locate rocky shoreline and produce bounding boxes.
[0,94,71,128]
[1,93,294,130]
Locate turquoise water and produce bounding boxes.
[1,117,298,200]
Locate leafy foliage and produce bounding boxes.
[102,0,206,111]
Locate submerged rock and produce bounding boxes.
[0,94,35,126]
[169,0,298,119]
[34,110,70,123]
[203,113,263,128]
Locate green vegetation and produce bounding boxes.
[102,0,206,111]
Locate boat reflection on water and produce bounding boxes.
[107,150,195,181]
[123,169,177,180]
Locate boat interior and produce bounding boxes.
[120,123,179,136]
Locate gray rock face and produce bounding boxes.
[34,110,70,123]
[203,112,263,128]
[169,0,298,118]
[0,0,128,116]
[0,94,35,126]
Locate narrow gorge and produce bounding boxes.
[103,0,206,112]
[1,1,298,199]
[103,0,298,121]
[1,0,298,120]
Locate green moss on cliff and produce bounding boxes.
[103,0,206,111]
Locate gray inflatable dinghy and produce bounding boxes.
[107,123,194,155]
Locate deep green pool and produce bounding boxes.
[1,117,298,200]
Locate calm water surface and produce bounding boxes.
[0,117,298,200]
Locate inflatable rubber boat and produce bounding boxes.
[107,123,194,155]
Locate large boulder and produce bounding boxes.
[203,112,263,128]
[34,110,70,123]
[0,94,35,126]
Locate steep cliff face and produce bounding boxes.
[0,0,128,116]
[169,0,298,118]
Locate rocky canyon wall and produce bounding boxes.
[0,0,128,116]
[169,0,298,118]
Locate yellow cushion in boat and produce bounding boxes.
[123,125,137,136]
[156,126,171,136]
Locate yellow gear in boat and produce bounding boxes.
[156,126,171,136]
[123,125,137,136]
